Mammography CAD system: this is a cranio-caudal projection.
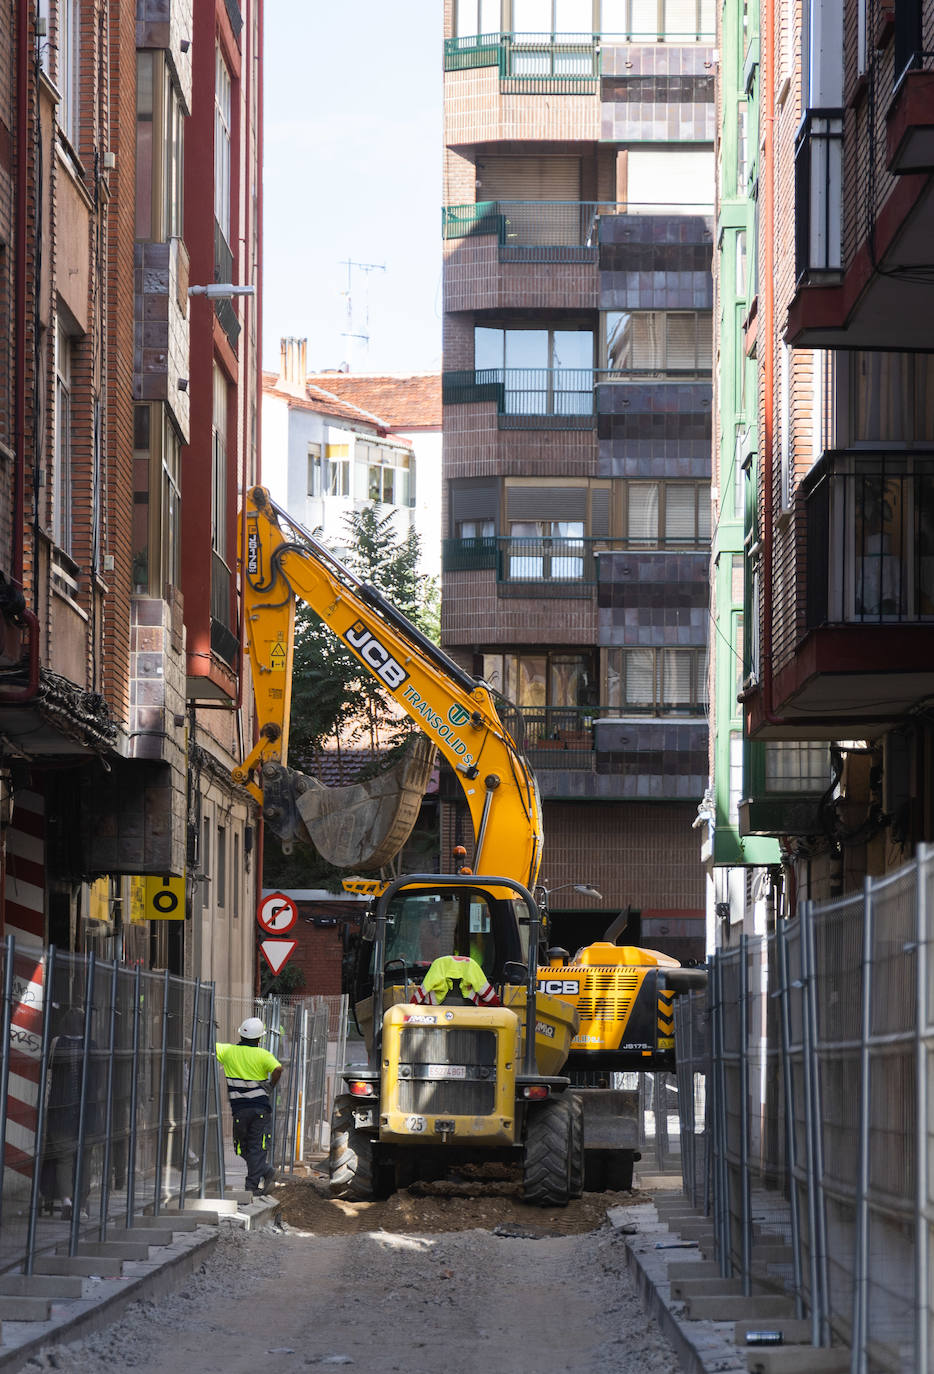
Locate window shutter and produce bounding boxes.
[624,649,655,706]
[666,314,697,370]
[662,650,693,705]
[632,313,664,370]
[665,486,696,539]
[628,484,658,539]
[507,486,587,522]
[451,480,498,527]
[476,156,582,200]
[591,488,610,537]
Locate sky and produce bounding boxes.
[262,2,443,378]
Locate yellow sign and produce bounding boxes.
[139,874,186,921]
[128,875,148,925]
[87,877,112,923]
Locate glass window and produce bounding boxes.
[217,826,227,910]
[58,0,80,147]
[325,445,351,496]
[164,68,184,239]
[212,365,228,560]
[307,443,322,497]
[162,416,182,590]
[360,443,413,508]
[136,53,154,238]
[607,647,706,712]
[605,311,712,373]
[457,518,495,539]
[53,323,73,554]
[508,519,584,579]
[628,484,659,540]
[232,834,240,919]
[765,742,831,793]
[851,353,934,445]
[215,47,232,243]
[736,230,748,299]
[729,733,743,823]
[514,0,552,29]
[456,0,501,35]
[132,405,151,592]
[475,325,593,415]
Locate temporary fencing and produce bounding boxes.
[676,847,934,1372]
[0,942,347,1277]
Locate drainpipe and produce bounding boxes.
[4,0,40,705]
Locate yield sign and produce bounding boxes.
[257,891,297,934]
[260,939,297,976]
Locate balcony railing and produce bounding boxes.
[210,551,238,667]
[444,32,601,88]
[804,451,934,626]
[442,199,714,253]
[794,108,844,281]
[443,535,710,587]
[213,219,241,349]
[443,366,713,419]
[223,0,243,41]
[510,704,707,769]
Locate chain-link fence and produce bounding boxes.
[0,942,347,1276]
[676,847,934,1372]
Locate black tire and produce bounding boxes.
[329,1095,392,1201]
[568,1093,584,1199]
[523,1095,573,1207]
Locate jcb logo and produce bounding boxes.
[344,622,409,691]
[247,527,260,577]
[539,979,580,996]
[448,705,470,728]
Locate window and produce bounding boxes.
[456,518,495,540]
[232,834,240,919]
[58,0,80,147]
[737,103,748,190]
[735,230,748,300]
[132,406,151,592]
[729,733,743,823]
[325,445,351,496]
[52,322,73,555]
[217,825,226,910]
[133,404,182,596]
[601,0,715,38]
[606,647,707,713]
[202,817,211,885]
[161,416,182,591]
[357,442,414,507]
[482,651,594,743]
[605,311,712,374]
[307,443,322,496]
[136,53,185,241]
[456,0,501,34]
[215,47,232,245]
[625,482,711,543]
[513,0,592,31]
[508,519,584,579]
[765,742,830,793]
[850,353,934,445]
[475,325,594,414]
[212,365,228,560]
[780,342,793,508]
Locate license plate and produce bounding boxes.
[424,1063,467,1080]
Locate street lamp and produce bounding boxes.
[188,283,256,299]
[539,881,603,902]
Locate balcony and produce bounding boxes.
[442,199,713,261]
[443,535,710,597]
[443,367,711,428]
[748,451,934,736]
[794,108,844,284]
[213,220,240,351]
[444,31,600,90]
[210,551,238,668]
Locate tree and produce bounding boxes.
[262,505,439,891]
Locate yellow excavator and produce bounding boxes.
[234,486,703,1201]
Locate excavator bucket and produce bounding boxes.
[261,734,437,870]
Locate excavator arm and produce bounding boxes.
[234,487,543,889]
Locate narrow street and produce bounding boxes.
[21,1183,679,1374]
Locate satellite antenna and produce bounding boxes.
[339,259,385,368]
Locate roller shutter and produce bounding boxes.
[475,157,581,201]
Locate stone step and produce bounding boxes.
[60,1241,152,1262]
[735,1319,812,1346]
[35,1255,125,1278]
[745,1347,850,1374]
[671,1276,746,1301]
[126,1214,201,1232]
[0,1273,84,1299]
[103,1227,171,1246]
[686,1294,797,1322]
[0,1295,51,1321]
[666,1260,722,1280]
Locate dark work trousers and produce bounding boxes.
[231,1105,272,1190]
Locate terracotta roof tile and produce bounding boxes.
[305,373,441,430]
[262,372,425,443]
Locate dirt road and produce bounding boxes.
[23,1178,678,1374]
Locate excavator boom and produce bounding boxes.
[235,487,543,888]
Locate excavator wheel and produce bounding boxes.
[568,1092,585,1199]
[522,1094,573,1207]
[329,1096,394,1201]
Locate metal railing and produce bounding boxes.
[794,108,844,280]
[0,942,347,1277]
[223,0,243,41]
[444,32,600,88]
[443,534,710,579]
[804,453,934,626]
[443,367,711,419]
[213,219,241,349]
[677,846,934,1370]
[443,199,715,247]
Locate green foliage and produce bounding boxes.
[260,959,306,998]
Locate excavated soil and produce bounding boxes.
[276,1167,647,1236]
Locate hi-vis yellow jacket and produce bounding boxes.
[411,955,500,1007]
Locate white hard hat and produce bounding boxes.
[237,1016,265,1039]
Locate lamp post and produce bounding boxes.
[188,283,255,299]
[540,882,603,903]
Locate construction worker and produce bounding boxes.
[216,1016,282,1195]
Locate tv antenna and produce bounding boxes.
[340,259,385,368]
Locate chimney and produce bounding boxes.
[279,337,307,395]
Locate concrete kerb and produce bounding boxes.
[0,1195,282,1371]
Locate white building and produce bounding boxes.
[261,338,442,575]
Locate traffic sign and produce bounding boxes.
[257,891,297,934]
[260,939,297,976]
[143,875,185,921]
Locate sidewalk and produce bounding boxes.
[621,1174,849,1374]
[0,1140,282,1372]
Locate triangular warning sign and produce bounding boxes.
[260,939,297,975]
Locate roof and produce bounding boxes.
[262,372,403,435]
[305,373,441,430]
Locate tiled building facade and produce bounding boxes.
[0,0,262,1001]
[441,0,715,958]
